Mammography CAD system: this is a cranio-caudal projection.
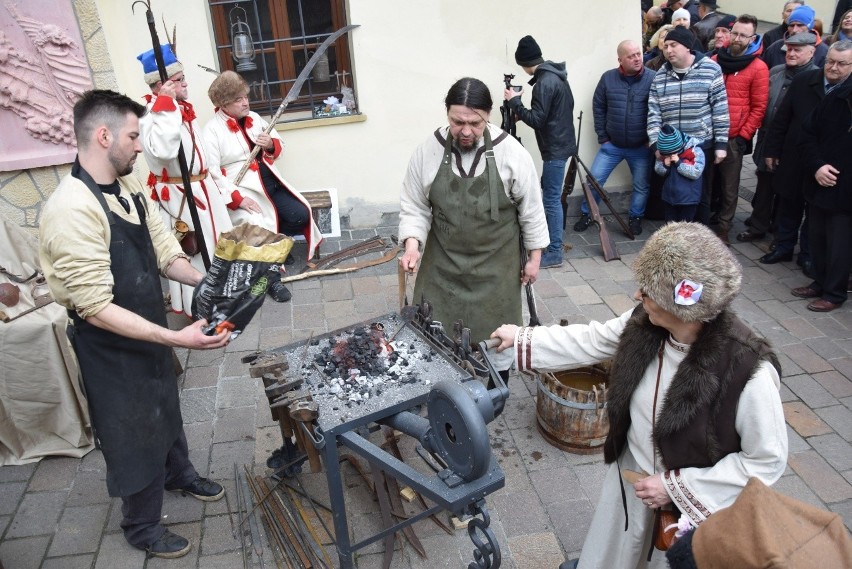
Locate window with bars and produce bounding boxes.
[208,0,356,121]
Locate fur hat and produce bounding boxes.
[515,35,544,67]
[788,5,816,29]
[137,44,184,86]
[671,8,691,25]
[715,14,736,30]
[667,478,852,569]
[634,222,742,323]
[665,25,696,49]
[657,124,688,155]
[208,70,249,108]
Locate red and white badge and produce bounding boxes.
[674,279,703,306]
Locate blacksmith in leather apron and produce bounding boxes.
[67,162,197,547]
[413,128,523,349]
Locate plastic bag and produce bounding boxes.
[192,223,293,340]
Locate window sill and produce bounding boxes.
[273,113,367,132]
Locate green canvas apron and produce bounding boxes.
[413,128,522,343]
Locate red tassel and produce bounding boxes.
[160,168,169,182]
[244,116,253,129]
[249,161,259,171]
[226,118,239,133]
[150,189,159,201]
[161,186,170,201]
[221,167,227,176]
[146,172,157,187]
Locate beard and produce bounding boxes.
[729,42,746,57]
[109,147,136,177]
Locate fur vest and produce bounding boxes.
[603,306,780,470]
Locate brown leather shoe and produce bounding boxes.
[736,231,765,242]
[716,230,730,246]
[792,286,821,298]
[807,298,842,312]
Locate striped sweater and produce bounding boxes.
[647,52,730,153]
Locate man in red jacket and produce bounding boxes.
[712,14,769,245]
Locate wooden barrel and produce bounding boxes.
[535,365,609,454]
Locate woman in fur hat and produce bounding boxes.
[491,222,788,569]
[203,71,323,302]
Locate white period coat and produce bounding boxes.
[203,109,321,259]
[513,310,788,569]
[139,94,233,316]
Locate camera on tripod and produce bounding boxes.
[503,73,522,93]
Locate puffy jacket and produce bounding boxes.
[593,66,654,148]
[508,61,576,160]
[712,41,769,141]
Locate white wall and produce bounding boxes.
[95,0,640,227]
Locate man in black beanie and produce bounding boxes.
[505,35,576,269]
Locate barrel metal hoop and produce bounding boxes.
[536,376,607,410]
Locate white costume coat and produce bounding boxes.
[513,309,788,569]
[139,94,233,316]
[204,109,321,259]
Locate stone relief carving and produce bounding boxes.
[0,1,91,147]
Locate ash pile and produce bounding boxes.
[286,314,468,428]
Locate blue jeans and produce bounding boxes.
[581,143,653,218]
[541,159,567,254]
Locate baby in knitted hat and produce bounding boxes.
[655,124,705,222]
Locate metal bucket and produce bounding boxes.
[535,365,609,454]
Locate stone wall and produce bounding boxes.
[0,0,117,237]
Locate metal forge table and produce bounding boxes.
[253,303,509,568]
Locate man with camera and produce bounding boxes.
[504,35,576,269]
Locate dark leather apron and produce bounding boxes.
[67,161,181,497]
[413,128,522,343]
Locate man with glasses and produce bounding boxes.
[762,42,852,276]
[763,5,829,68]
[739,32,818,247]
[137,44,246,316]
[792,40,852,312]
[710,15,768,245]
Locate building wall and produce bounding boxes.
[5,1,641,232]
[0,0,118,235]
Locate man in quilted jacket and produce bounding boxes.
[711,14,769,244]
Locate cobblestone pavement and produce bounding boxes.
[2,159,851,568]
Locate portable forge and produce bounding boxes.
[246,300,509,568]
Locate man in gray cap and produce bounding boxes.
[504,35,575,269]
[739,31,818,245]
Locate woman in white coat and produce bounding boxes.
[203,71,323,302]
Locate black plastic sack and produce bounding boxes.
[192,223,293,340]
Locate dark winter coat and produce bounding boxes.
[753,59,819,171]
[799,81,852,212]
[508,61,576,160]
[603,306,779,470]
[592,66,654,148]
[765,68,839,199]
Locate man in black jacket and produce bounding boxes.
[762,41,852,274]
[505,35,576,269]
[791,41,852,312]
[762,0,806,49]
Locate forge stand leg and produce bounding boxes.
[467,499,501,569]
[322,435,355,569]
